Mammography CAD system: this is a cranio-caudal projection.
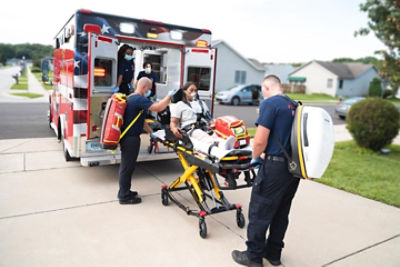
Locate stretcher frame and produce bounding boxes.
[153,136,256,238]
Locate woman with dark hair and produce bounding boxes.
[114,44,135,95]
[169,82,235,155]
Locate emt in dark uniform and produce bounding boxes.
[232,75,300,266]
[115,44,135,95]
[135,62,159,98]
[118,77,177,204]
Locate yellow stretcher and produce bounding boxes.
[150,132,256,238]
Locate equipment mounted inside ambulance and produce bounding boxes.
[49,9,217,166]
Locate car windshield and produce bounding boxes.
[343,97,364,104]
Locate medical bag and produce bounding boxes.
[215,116,250,148]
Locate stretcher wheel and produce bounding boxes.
[147,143,153,154]
[199,219,207,238]
[236,211,245,228]
[161,190,169,206]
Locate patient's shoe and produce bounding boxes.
[219,136,236,150]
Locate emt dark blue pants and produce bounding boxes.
[246,159,300,263]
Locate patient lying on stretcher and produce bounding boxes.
[165,82,250,159]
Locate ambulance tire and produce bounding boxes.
[48,104,51,129]
[231,97,240,106]
[199,219,207,238]
[62,138,73,162]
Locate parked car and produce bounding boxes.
[216,84,262,105]
[335,97,365,119]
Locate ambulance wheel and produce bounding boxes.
[161,190,169,206]
[231,97,240,106]
[236,211,245,228]
[62,140,73,162]
[199,219,207,238]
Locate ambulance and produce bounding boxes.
[49,9,217,166]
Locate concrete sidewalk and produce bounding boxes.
[0,135,399,266]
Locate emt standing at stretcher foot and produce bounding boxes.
[232,75,300,267]
[169,82,235,152]
[114,45,135,95]
[118,77,177,205]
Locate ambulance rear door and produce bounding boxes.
[184,47,216,115]
[87,33,119,140]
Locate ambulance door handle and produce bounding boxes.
[302,113,309,147]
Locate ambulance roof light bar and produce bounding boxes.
[80,9,92,14]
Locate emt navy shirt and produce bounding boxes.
[122,94,153,137]
[255,95,296,157]
[118,59,134,84]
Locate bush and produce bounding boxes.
[383,89,393,99]
[368,77,382,97]
[347,98,400,151]
[31,66,41,73]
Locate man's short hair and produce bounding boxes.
[263,74,281,84]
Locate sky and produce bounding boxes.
[0,0,387,63]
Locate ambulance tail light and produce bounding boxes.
[196,40,208,48]
[84,24,101,34]
[94,67,106,77]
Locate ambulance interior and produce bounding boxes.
[89,41,182,139]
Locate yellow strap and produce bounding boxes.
[120,110,144,139]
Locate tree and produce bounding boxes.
[357,0,400,97]
[368,77,382,96]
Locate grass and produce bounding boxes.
[33,71,53,90]
[319,141,400,207]
[387,97,400,104]
[248,127,256,138]
[11,83,28,90]
[286,93,339,101]
[11,92,43,99]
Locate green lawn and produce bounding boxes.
[11,83,28,90]
[286,93,339,101]
[33,72,53,90]
[11,92,43,99]
[248,127,256,138]
[387,97,400,104]
[319,141,400,207]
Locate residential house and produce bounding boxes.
[263,63,294,84]
[212,40,265,92]
[289,60,381,97]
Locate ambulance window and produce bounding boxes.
[187,67,210,91]
[94,58,113,87]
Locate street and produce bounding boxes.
[0,102,343,140]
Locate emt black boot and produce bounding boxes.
[119,196,142,205]
[232,250,263,267]
[263,255,281,266]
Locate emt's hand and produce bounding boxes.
[168,88,179,96]
[150,132,157,140]
[250,157,263,169]
[171,127,183,139]
[113,87,119,93]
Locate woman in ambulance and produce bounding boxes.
[114,44,135,95]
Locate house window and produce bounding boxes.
[327,78,333,88]
[234,70,246,84]
[339,79,343,89]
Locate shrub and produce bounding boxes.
[383,89,393,99]
[368,77,382,97]
[347,98,400,151]
[31,66,41,73]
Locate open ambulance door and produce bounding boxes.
[184,47,216,116]
[87,33,119,140]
